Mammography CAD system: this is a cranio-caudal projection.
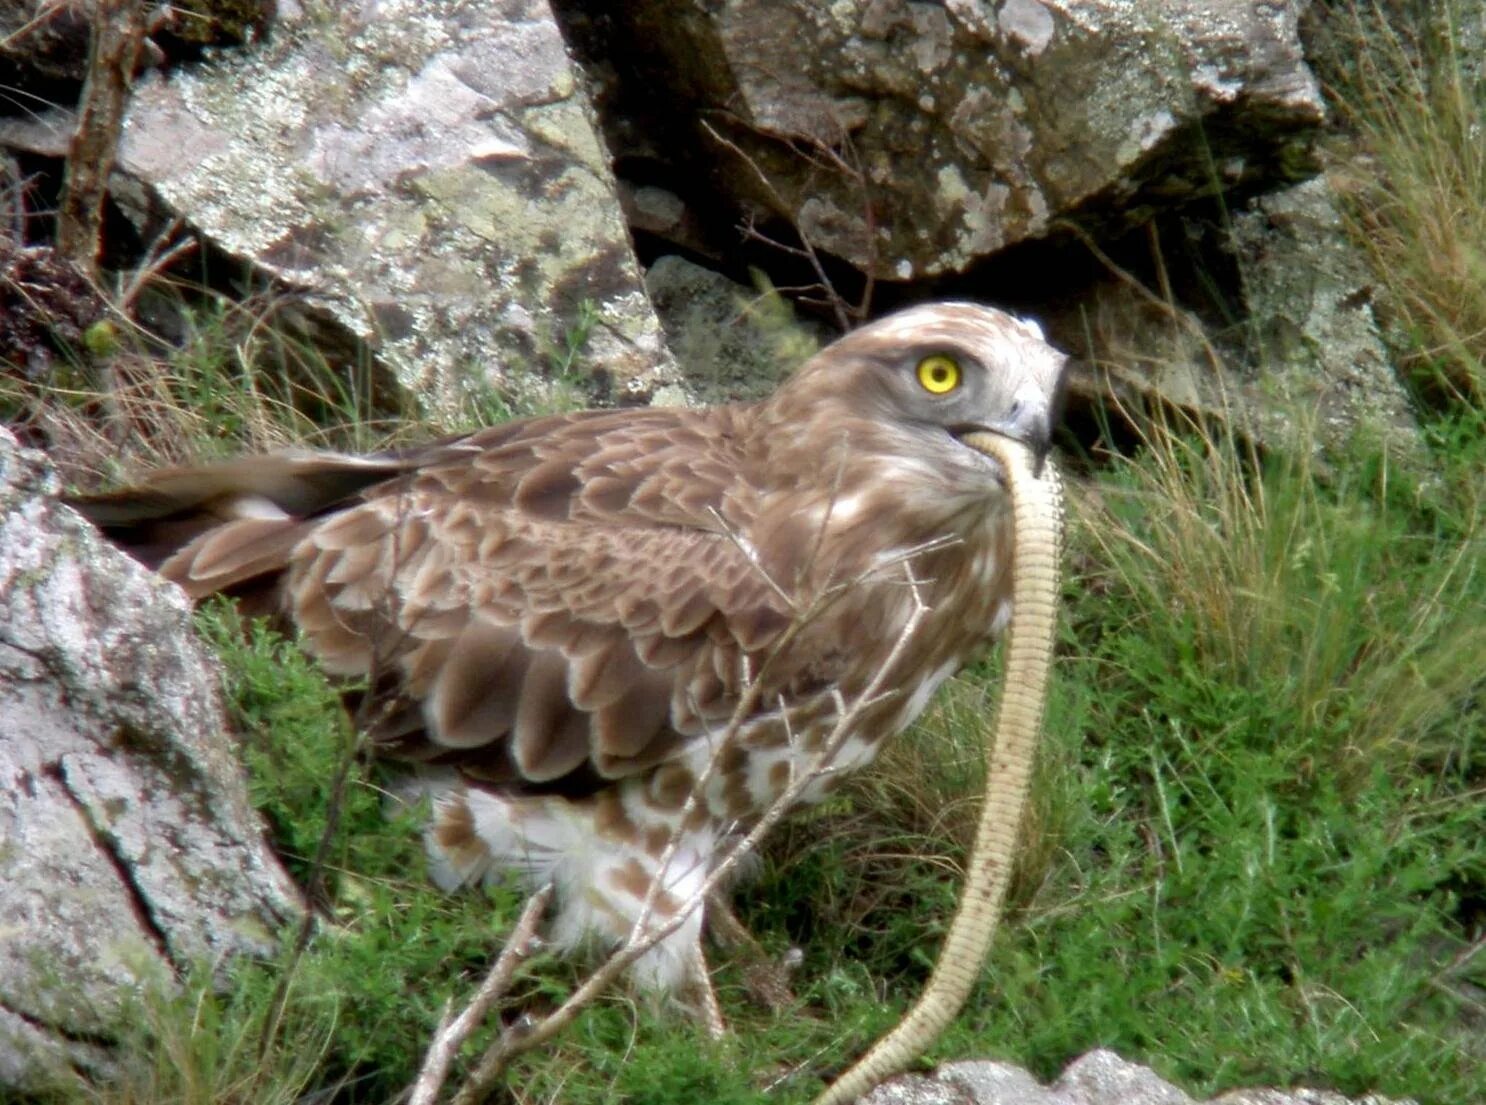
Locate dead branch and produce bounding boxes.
[116,218,197,314]
[57,0,148,275]
[409,884,554,1105]
[1052,216,1225,375]
[699,116,874,330]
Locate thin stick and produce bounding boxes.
[409,884,553,1105]
[700,118,869,330]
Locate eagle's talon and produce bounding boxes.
[706,893,798,1013]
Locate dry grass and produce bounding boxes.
[1326,1,1486,405]
[1078,395,1483,776]
[56,969,332,1105]
[2,284,412,491]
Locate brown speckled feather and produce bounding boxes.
[328,440,785,781]
[125,407,797,791]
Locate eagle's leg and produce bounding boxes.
[706,892,797,1012]
[680,939,727,1039]
[426,781,733,1031]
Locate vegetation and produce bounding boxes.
[19,4,1485,1105]
[1322,1,1486,407]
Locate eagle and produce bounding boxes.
[71,301,1067,1028]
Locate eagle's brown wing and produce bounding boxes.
[75,407,797,793]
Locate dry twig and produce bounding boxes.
[409,884,554,1105]
[699,116,875,329]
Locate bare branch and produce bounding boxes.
[409,884,553,1105]
[116,219,197,314]
[700,117,869,330]
[1052,216,1225,375]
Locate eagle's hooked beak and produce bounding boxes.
[996,400,1053,478]
[956,400,1054,479]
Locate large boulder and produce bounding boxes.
[0,428,301,1093]
[1227,175,1419,453]
[563,0,1326,280]
[1050,173,1422,457]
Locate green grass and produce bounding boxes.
[932,407,1484,1100]
[742,402,1482,1105]
[29,386,1480,1104]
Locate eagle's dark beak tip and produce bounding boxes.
[1031,427,1053,479]
[1021,415,1053,479]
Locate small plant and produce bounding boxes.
[56,962,330,1105]
[546,297,600,381]
[453,299,601,430]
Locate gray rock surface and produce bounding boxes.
[0,428,301,1093]
[1048,173,1424,455]
[582,0,1325,279]
[0,1,97,83]
[1229,176,1420,454]
[861,1050,1416,1105]
[0,0,677,416]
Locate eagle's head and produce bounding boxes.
[762,302,1068,494]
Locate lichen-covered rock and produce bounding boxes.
[860,1049,1416,1105]
[0,237,108,380]
[0,0,677,417]
[568,0,1325,280]
[1045,173,1424,456]
[0,428,301,1093]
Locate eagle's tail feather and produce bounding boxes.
[65,450,415,597]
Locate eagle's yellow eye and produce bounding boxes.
[916,354,961,395]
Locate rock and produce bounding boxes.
[1228,175,1420,455]
[618,181,719,260]
[0,0,270,86]
[0,0,678,417]
[0,235,108,381]
[861,1072,970,1105]
[644,255,827,405]
[0,428,301,1094]
[861,1050,1416,1105]
[0,1,97,85]
[1044,172,1424,457]
[565,0,1325,280]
